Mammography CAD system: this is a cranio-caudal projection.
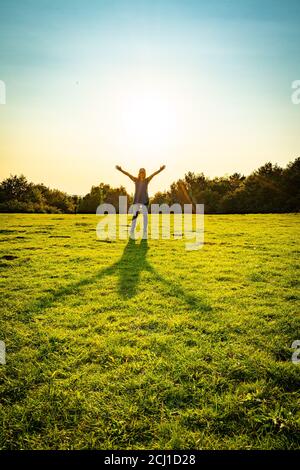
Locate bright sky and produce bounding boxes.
[0,0,299,196]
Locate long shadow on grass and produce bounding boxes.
[25,239,210,316]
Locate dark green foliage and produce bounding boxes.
[152,158,300,213]
[0,176,130,214]
[78,183,130,214]
[1,158,299,214]
[0,175,75,214]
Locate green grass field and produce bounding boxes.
[0,213,299,450]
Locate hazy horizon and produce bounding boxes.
[0,0,299,195]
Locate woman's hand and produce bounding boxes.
[116,165,122,171]
[160,165,166,171]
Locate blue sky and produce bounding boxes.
[0,0,299,194]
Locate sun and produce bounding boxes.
[118,89,179,156]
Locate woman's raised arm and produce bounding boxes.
[115,165,136,182]
[147,165,166,182]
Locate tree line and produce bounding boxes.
[0,157,299,214]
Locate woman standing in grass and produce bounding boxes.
[116,165,166,238]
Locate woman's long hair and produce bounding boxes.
[138,168,146,180]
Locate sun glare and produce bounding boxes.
[117,90,179,156]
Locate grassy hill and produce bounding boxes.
[0,213,299,449]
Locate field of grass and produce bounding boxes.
[0,213,299,450]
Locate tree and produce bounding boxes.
[283,157,300,212]
[78,183,130,213]
[0,159,299,214]
[0,175,31,202]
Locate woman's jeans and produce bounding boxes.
[130,203,148,239]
